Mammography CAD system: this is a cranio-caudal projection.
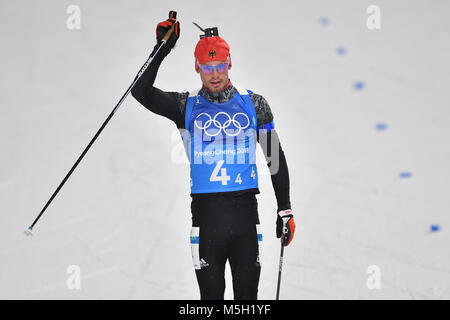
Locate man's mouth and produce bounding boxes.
[210,80,222,87]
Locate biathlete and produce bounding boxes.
[131,14,295,300]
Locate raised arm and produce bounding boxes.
[131,16,185,127]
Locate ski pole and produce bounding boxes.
[276,229,288,300]
[24,11,178,236]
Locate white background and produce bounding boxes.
[1,0,449,299]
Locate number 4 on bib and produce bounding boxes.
[251,166,256,179]
[210,160,231,185]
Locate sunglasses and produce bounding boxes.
[197,62,229,74]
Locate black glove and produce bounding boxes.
[153,16,180,57]
[276,209,295,246]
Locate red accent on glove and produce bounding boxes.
[155,18,179,39]
[284,218,296,246]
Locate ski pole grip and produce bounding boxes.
[169,11,177,19]
[162,11,177,42]
[162,23,176,42]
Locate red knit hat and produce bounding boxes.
[194,36,231,70]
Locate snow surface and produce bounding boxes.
[1,0,449,299]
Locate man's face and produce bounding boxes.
[197,60,231,92]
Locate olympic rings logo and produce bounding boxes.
[194,112,250,137]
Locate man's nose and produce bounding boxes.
[210,69,220,78]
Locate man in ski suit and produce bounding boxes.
[131,16,295,300]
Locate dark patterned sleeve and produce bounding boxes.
[250,93,275,129]
[176,92,189,129]
[251,92,291,212]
